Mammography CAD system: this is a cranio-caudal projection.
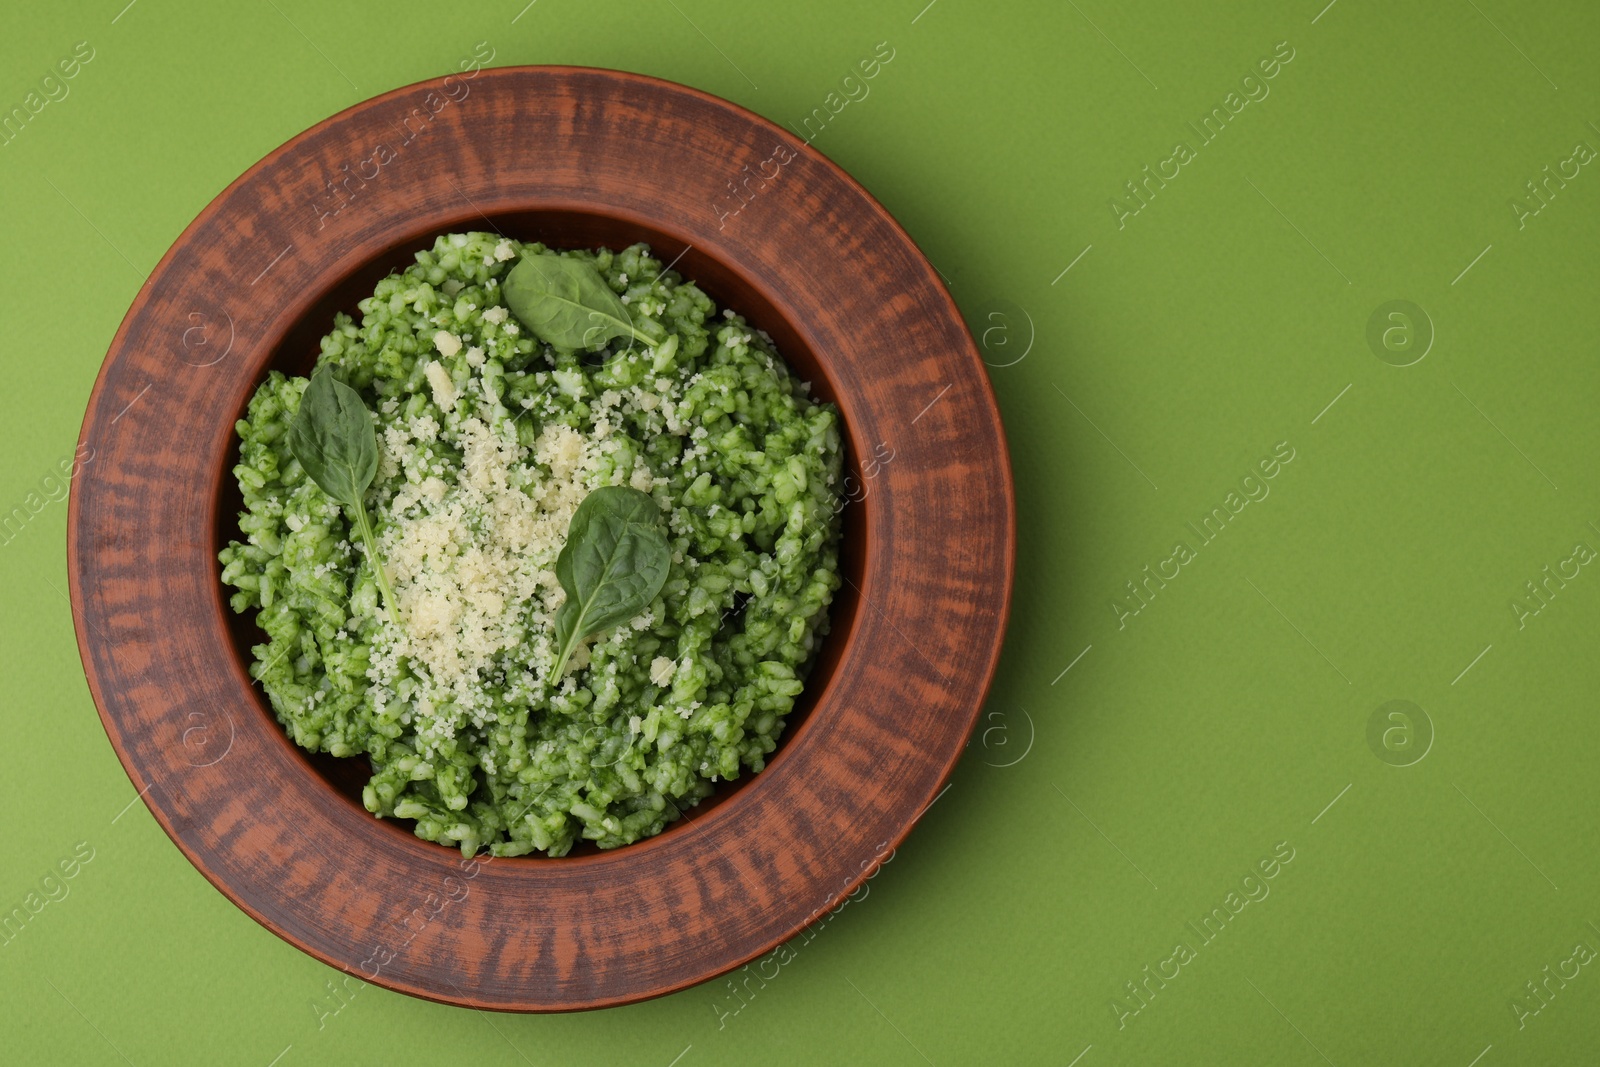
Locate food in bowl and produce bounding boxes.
[219,232,844,857]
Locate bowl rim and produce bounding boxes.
[69,64,1015,1011]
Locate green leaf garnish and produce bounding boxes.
[501,252,655,350]
[287,366,399,620]
[551,486,671,680]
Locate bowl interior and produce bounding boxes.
[212,207,866,859]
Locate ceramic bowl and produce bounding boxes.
[69,66,1013,1010]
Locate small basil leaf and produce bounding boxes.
[502,253,654,351]
[287,366,398,619]
[551,486,671,679]
[288,366,377,509]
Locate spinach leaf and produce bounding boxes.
[288,366,400,620]
[551,486,671,679]
[502,252,655,351]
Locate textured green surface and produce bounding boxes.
[3,0,1599,1063]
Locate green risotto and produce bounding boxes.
[219,233,843,856]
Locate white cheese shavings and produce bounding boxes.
[368,417,604,749]
[424,361,457,410]
[650,656,676,687]
[433,330,462,357]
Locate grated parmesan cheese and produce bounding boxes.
[424,361,457,410]
[367,412,607,754]
[433,330,462,357]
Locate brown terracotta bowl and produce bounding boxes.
[69,66,1013,1011]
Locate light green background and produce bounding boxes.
[4,0,1599,1063]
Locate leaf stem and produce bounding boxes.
[551,604,588,682]
[351,498,400,622]
[551,635,578,683]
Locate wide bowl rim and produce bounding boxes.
[68,63,1015,1011]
